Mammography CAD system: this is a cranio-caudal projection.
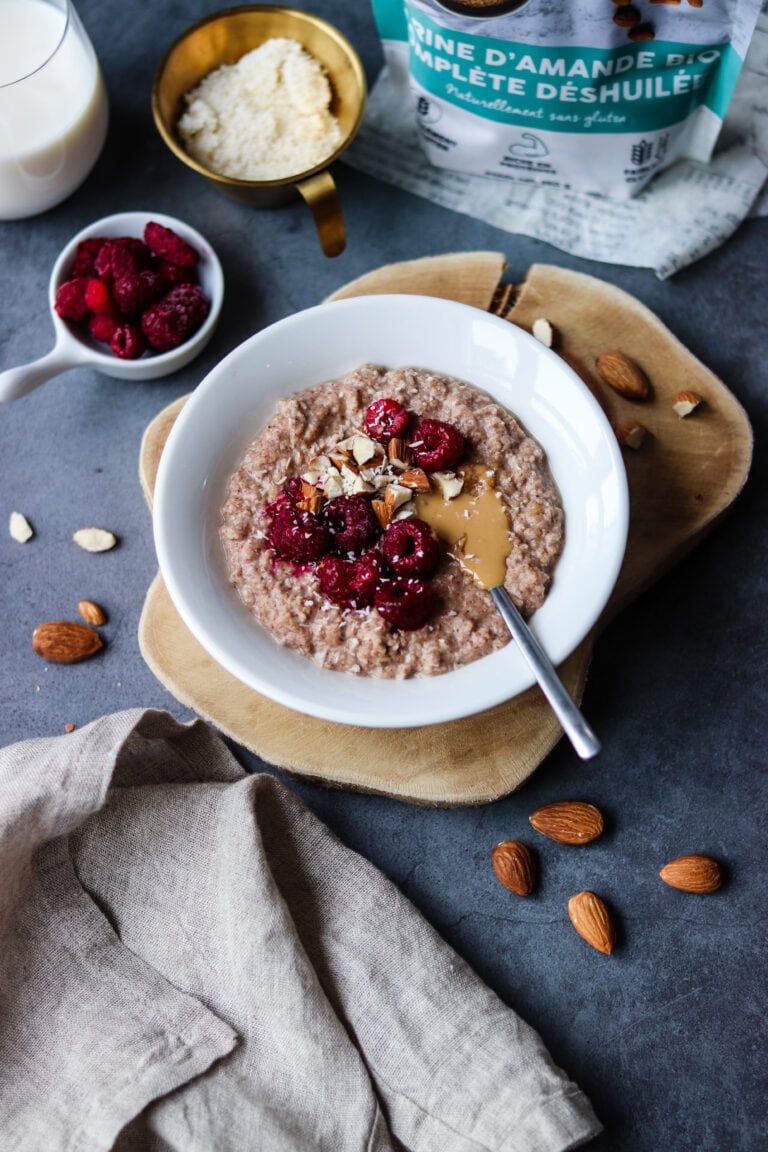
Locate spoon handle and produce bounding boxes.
[489,585,601,761]
[0,348,79,402]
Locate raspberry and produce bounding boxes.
[351,550,384,601]
[410,419,465,471]
[110,323,147,360]
[89,314,118,343]
[264,477,306,519]
[144,221,199,268]
[141,284,210,352]
[317,550,384,609]
[156,259,198,289]
[374,576,437,630]
[96,237,153,282]
[382,518,441,577]
[364,397,410,444]
[266,506,330,564]
[54,278,91,322]
[84,278,115,316]
[112,271,164,317]
[71,238,106,277]
[323,494,380,553]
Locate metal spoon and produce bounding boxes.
[489,584,601,760]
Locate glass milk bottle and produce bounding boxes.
[0,0,108,219]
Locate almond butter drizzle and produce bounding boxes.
[414,466,511,590]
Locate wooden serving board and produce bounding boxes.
[138,254,752,805]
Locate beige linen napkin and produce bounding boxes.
[0,709,602,1152]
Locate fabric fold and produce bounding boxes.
[0,709,602,1152]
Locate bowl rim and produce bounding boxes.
[153,293,630,728]
[151,4,368,189]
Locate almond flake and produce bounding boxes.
[532,317,555,347]
[9,511,34,543]
[73,528,117,553]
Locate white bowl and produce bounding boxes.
[153,294,628,728]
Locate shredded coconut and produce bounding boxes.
[178,37,342,180]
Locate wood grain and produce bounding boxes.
[138,254,751,804]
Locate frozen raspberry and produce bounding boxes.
[54,278,91,322]
[96,237,153,282]
[84,278,115,316]
[263,478,305,522]
[410,419,465,471]
[382,518,441,577]
[364,397,410,444]
[112,271,164,317]
[145,221,200,268]
[89,314,118,344]
[156,259,198,289]
[374,577,437,630]
[323,495,380,553]
[110,323,147,360]
[317,551,384,610]
[71,238,106,277]
[141,284,210,352]
[351,550,384,601]
[266,506,330,564]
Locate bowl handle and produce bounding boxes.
[0,346,81,402]
[296,170,345,258]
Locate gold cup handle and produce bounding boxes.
[296,170,346,258]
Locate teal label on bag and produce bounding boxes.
[390,2,742,134]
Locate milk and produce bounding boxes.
[0,0,108,219]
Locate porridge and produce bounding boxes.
[219,364,564,679]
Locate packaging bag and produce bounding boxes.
[371,0,762,197]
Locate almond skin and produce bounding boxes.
[671,390,703,418]
[615,420,647,449]
[529,801,604,845]
[660,854,724,893]
[595,350,651,401]
[77,599,108,626]
[568,891,616,954]
[491,840,536,896]
[32,621,103,664]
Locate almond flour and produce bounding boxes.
[178,38,342,181]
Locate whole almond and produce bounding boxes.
[78,599,108,626]
[659,854,723,893]
[32,621,103,664]
[568,891,616,954]
[529,801,604,845]
[491,840,536,896]
[595,350,651,401]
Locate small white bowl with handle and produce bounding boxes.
[0,210,224,402]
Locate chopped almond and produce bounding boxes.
[372,499,392,530]
[387,438,412,469]
[398,468,431,492]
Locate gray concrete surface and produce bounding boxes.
[1,2,766,1148]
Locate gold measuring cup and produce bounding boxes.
[152,5,367,257]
